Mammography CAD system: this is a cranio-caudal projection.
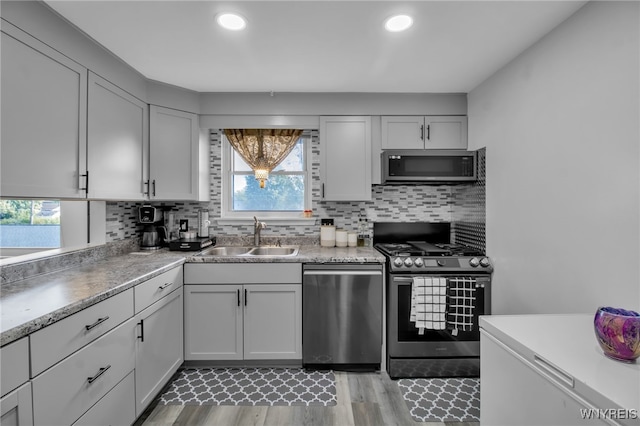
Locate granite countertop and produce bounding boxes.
[0,244,385,346]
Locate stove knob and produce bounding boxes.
[469,257,480,267]
[414,257,424,267]
[437,259,446,267]
[404,257,414,267]
[393,257,404,267]
[480,257,491,268]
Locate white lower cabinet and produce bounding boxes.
[135,286,184,417]
[243,284,302,360]
[73,371,135,426]
[184,263,302,362]
[1,383,33,426]
[31,318,136,426]
[185,284,243,360]
[0,337,32,426]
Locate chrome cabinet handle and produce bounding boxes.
[144,179,150,196]
[158,282,172,290]
[237,289,241,307]
[87,365,111,384]
[244,289,248,306]
[85,316,109,331]
[152,179,156,197]
[420,124,424,140]
[426,124,431,140]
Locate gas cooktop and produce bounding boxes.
[375,241,484,257]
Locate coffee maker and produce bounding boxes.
[138,205,167,250]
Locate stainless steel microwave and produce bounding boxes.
[382,150,477,183]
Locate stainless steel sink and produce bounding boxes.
[198,246,253,256]
[247,246,298,256]
[197,245,299,257]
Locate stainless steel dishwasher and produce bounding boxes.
[302,263,383,371]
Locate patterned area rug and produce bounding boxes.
[397,377,480,422]
[158,368,337,406]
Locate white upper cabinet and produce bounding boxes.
[149,105,201,201]
[1,22,87,199]
[381,116,468,150]
[320,116,372,201]
[87,72,148,200]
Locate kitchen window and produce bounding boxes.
[0,199,61,257]
[221,132,312,220]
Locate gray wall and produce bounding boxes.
[468,1,640,314]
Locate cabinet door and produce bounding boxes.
[31,318,136,426]
[0,383,33,426]
[424,116,468,149]
[320,116,371,201]
[87,72,148,200]
[244,284,302,360]
[184,285,243,361]
[149,106,199,200]
[480,330,601,425]
[381,116,425,150]
[1,23,87,198]
[135,287,184,417]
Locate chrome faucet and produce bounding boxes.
[253,216,267,246]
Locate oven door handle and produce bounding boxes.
[392,277,415,282]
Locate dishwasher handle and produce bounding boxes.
[303,270,382,276]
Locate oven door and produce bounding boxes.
[388,274,490,359]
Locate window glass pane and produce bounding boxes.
[273,141,304,172]
[233,175,304,211]
[233,150,252,172]
[0,200,61,248]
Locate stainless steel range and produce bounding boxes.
[374,222,492,379]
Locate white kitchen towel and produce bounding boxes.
[446,277,476,331]
[411,277,447,330]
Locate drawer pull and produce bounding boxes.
[158,282,172,290]
[87,365,111,384]
[85,316,109,331]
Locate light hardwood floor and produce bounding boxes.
[135,371,480,426]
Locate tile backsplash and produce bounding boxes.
[107,130,486,251]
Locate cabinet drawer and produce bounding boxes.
[134,266,183,313]
[30,288,134,377]
[0,337,29,397]
[185,263,301,284]
[73,371,135,426]
[32,318,135,426]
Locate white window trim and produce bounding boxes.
[218,132,315,226]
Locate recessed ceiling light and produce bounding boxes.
[216,13,246,31]
[384,14,413,32]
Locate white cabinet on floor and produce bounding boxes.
[134,266,184,417]
[320,116,372,201]
[87,71,148,200]
[480,315,640,426]
[1,21,87,199]
[381,116,468,150]
[184,263,302,361]
[149,105,206,201]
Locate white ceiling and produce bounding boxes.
[44,1,588,94]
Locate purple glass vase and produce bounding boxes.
[594,307,640,362]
